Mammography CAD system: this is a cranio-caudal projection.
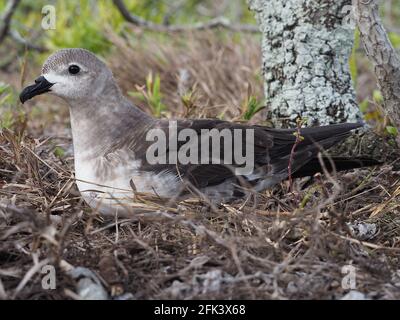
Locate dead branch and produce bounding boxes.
[288,119,304,192]
[353,0,400,144]
[0,0,20,43]
[112,0,259,33]
[9,29,47,53]
[0,0,46,52]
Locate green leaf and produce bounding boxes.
[349,30,360,87]
[130,72,166,117]
[359,99,369,113]
[389,32,400,48]
[242,96,264,120]
[386,126,398,136]
[128,91,146,101]
[373,90,383,104]
[54,146,66,158]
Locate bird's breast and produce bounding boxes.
[73,149,181,214]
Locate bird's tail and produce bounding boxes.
[292,156,381,178]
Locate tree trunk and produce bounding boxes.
[248,0,363,127]
[354,0,400,146]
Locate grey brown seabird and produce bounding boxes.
[20,48,379,215]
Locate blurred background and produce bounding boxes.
[2,0,400,139]
[0,0,260,131]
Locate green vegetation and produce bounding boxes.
[241,94,264,121]
[0,82,19,129]
[129,72,167,118]
[4,0,256,57]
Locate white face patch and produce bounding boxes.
[43,71,91,101]
[43,72,66,84]
[43,72,74,98]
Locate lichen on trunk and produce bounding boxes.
[248,0,362,127]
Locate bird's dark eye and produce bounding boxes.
[68,65,80,75]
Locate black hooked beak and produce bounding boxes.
[20,76,54,104]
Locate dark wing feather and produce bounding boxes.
[136,120,365,189]
[292,156,381,178]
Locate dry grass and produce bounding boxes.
[108,30,264,120]
[1,32,400,300]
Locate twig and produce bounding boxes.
[12,257,50,299]
[112,0,259,33]
[288,119,304,192]
[0,0,20,44]
[9,29,47,53]
[0,278,7,299]
[316,152,342,209]
[330,230,400,251]
[0,0,46,52]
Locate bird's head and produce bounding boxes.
[20,48,115,104]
